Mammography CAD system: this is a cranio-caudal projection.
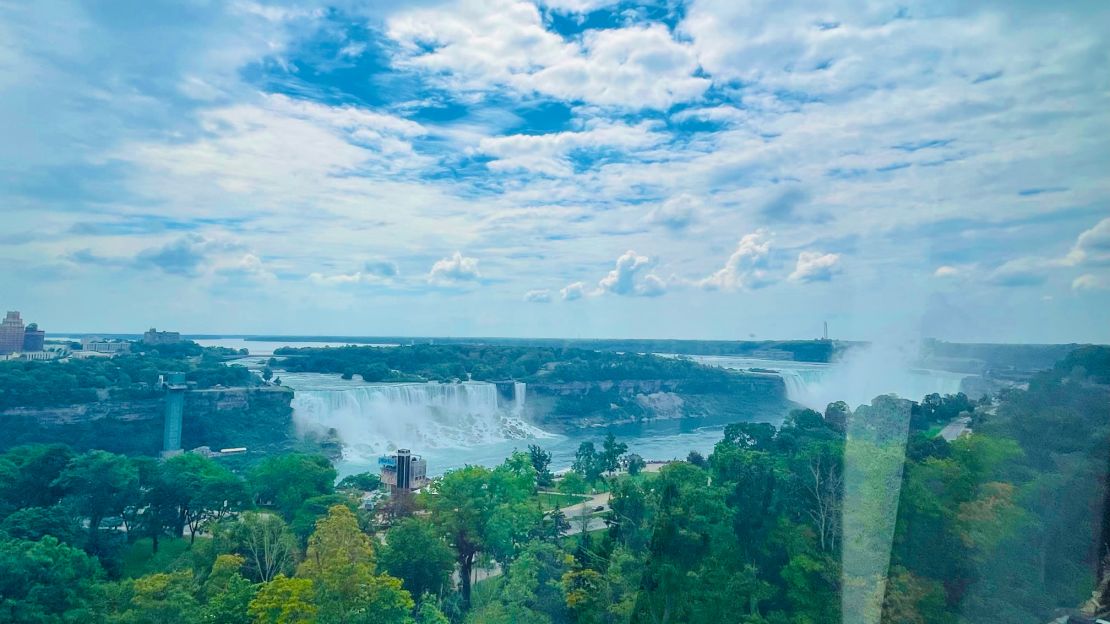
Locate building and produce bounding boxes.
[22,324,45,352]
[81,337,131,354]
[0,311,25,355]
[379,449,428,493]
[143,328,181,345]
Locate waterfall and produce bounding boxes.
[513,381,527,414]
[689,353,967,412]
[292,381,550,462]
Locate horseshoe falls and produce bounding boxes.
[689,353,966,411]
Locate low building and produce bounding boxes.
[143,328,181,345]
[22,324,45,352]
[19,351,55,361]
[82,337,131,354]
[379,449,428,493]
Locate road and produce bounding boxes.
[938,415,972,441]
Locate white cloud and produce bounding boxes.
[387,3,708,109]
[538,0,621,11]
[789,251,840,283]
[428,251,482,285]
[213,253,276,282]
[561,281,586,301]
[119,93,431,201]
[597,250,667,297]
[308,266,395,286]
[523,289,552,302]
[698,231,773,291]
[477,121,664,175]
[1066,218,1110,267]
[1073,273,1109,292]
[934,265,960,278]
[647,194,702,231]
[987,257,1051,287]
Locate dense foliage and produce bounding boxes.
[277,344,744,385]
[0,342,256,410]
[0,347,1107,623]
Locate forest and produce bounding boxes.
[0,346,1107,623]
[276,343,746,385]
[0,343,256,410]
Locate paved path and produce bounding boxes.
[938,416,972,441]
[553,492,610,518]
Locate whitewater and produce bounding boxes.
[199,339,968,477]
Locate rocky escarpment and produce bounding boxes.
[0,386,298,456]
[523,372,790,430]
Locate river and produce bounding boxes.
[197,339,966,478]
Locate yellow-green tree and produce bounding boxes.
[296,505,413,624]
[248,575,316,624]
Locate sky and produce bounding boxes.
[1,0,1108,342]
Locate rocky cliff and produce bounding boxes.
[523,372,790,430]
[0,386,297,456]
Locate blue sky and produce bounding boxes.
[1,0,1108,342]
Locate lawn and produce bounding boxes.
[536,491,588,511]
[121,536,205,578]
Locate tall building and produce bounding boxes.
[0,311,25,355]
[379,449,428,493]
[143,328,181,345]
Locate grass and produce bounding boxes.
[536,492,588,511]
[120,536,205,578]
[925,424,944,438]
[470,575,505,610]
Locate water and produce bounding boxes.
[194,338,398,356]
[686,354,967,412]
[209,340,967,478]
[282,371,753,477]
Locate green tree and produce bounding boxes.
[0,505,85,547]
[124,570,201,624]
[297,505,414,624]
[558,472,588,496]
[572,442,603,485]
[250,454,336,520]
[151,453,248,543]
[202,554,258,624]
[601,432,628,476]
[624,453,646,476]
[53,450,139,547]
[527,445,556,489]
[415,600,451,624]
[422,463,535,609]
[0,536,103,623]
[1,443,74,510]
[248,575,317,624]
[379,517,456,600]
[221,512,298,583]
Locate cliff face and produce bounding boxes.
[0,386,296,456]
[524,372,789,430]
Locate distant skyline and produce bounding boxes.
[2,1,1108,343]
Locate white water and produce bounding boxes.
[689,350,967,412]
[289,378,551,464]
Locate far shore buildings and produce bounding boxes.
[81,337,132,354]
[0,311,47,356]
[143,327,181,345]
